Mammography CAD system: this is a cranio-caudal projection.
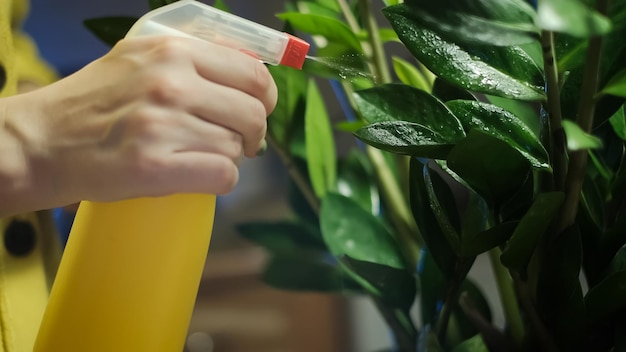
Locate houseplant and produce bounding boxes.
[85,0,626,350]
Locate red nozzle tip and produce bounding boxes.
[280,34,310,70]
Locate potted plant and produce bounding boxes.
[86,0,626,350]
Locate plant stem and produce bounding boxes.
[267,136,321,214]
[358,0,392,84]
[556,0,609,234]
[337,0,360,33]
[436,258,472,342]
[488,248,525,345]
[540,30,566,192]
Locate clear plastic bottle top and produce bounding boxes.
[126,0,310,69]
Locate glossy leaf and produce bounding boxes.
[262,253,362,293]
[320,193,405,269]
[405,0,536,23]
[447,130,531,204]
[343,257,417,311]
[392,56,432,92]
[237,221,326,253]
[305,79,336,198]
[446,100,550,169]
[411,160,457,278]
[562,120,604,150]
[397,2,539,47]
[500,192,565,272]
[276,12,363,52]
[337,150,380,215]
[383,5,546,101]
[83,17,137,47]
[354,121,458,159]
[537,0,612,38]
[466,45,544,87]
[485,94,541,137]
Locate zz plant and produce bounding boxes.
[85,0,626,350]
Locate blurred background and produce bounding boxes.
[24,1,502,351]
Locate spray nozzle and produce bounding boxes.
[126,0,310,70]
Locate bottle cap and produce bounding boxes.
[279,34,310,69]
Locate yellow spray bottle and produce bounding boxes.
[34,1,309,351]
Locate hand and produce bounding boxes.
[0,35,277,216]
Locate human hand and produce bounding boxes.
[0,35,277,215]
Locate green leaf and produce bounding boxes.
[337,150,380,215]
[609,105,626,140]
[600,69,626,98]
[267,65,308,148]
[148,0,178,9]
[397,2,539,47]
[392,57,432,91]
[212,0,230,12]
[562,120,604,151]
[354,121,457,159]
[276,12,362,52]
[343,257,416,311]
[237,221,326,253]
[423,164,463,255]
[262,253,362,293]
[500,192,565,272]
[461,222,517,257]
[447,130,531,204]
[320,193,405,269]
[451,335,489,352]
[446,100,550,169]
[432,78,475,102]
[537,227,585,351]
[383,5,546,101]
[353,84,465,158]
[537,0,612,38]
[485,94,541,137]
[411,160,457,278]
[305,79,336,198]
[586,271,626,324]
[83,17,137,47]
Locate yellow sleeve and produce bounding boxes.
[12,30,59,86]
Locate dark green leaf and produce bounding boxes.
[601,69,626,98]
[485,94,541,137]
[83,17,137,47]
[149,0,178,9]
[267,65,308,148]
[500,192,565,272]
[276,12,362,52]
[262,253,362,293]
[581,173,607,231]
[447,130,531,204]
[383,5,546,101]
[537,0,612,38]
[411,160,457,278]
[305,79,336,198]
[465,45,544,87]
[337,150,380,215]
[586,271,626,324]
[424,164,463,255]
[237,221,326,253]
[418,248,448,325]
[446,100,550,169]
[609,105,626,140]
[321,193,405,269]
[354,121,458,159]
[343,257,416,311]
[432,78,475,102]
[537,227,585,351]
[461,222,517,257]
[397,1,539,47]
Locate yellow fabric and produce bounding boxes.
[0,0,62,351]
